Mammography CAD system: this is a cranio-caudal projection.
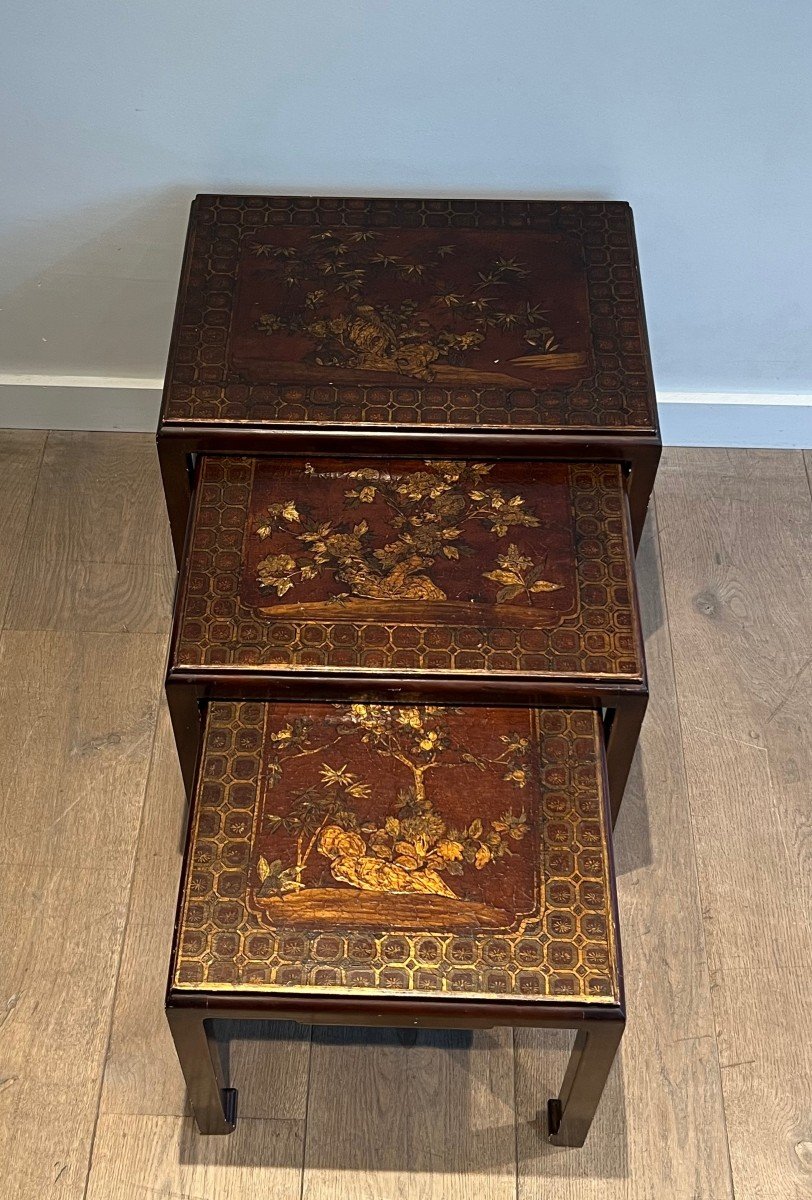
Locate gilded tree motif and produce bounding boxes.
[256,705,532,903]
[254,460,561,605]
[252,230,560,382]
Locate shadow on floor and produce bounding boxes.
[178,1020,629,1179]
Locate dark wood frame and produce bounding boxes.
[165,994,625,1145]
[158,195,650,1148]
[165,696,626,1147]
[157,195,661,561]
[164,456,648,825]
[158,429,660,564]
[166,676,645,829]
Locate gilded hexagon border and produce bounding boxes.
[172,702,619,1004]
[161,195,656,433]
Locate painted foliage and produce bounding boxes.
[235,225,591,388]
[251,703,539,931]
[252,458,562,607]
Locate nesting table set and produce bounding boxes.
[158,195,659,1145]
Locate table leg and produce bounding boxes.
[166,682,202,800]
[604,693,647,825]
[166,1008,238,1135]
[158,441,193,566]
[547,1017,625,1147]
[626,447,660,553]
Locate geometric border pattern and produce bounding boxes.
[173,457,643,682]
[160,195,656,434]
[172,703,620,1004]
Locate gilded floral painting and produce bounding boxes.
[240,456,578,628]
[249,702,541,932]
[229,226,591,389]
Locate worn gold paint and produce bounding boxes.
[160,196,657,434]
[172,457,644,684]
[171,703,620,1005]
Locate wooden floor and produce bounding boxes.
[0,431,809,1199]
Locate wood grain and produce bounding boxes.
[1,438,810,1199]
[0,430,45,626]
[0,630,164,1200]
[85,1114,304,1200]
[657,448,812,1200]
[0,630,164,867]
[99,706,312,1122]
[302,1024,517,1199]
[4,431,174,633]
[0,861,129,1200]
[515,503,734,1198]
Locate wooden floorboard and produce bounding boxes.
[302,1025,517,1199]
[85,1114,305,1200]
[0,429,46,627]
[4,431,174,634]
[515,504,734,1198]
[0,435,809,1197]
[0,630,164,1200]
[0,432,169,1200]
[656,448,812,1200]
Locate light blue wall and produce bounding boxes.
[1,1,811,392]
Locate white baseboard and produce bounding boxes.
[0,375,162,433]
[0,375,810,448]
[657,391,812,449]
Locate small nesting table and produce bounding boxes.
[167,700,624,1146]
